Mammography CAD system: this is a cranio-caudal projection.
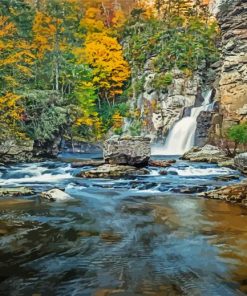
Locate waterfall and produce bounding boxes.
[152,90,214,156]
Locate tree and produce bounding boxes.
[227,123,247,155]
[0,15,34,139]
[77,32,130,105]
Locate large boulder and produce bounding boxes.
[199,179,247,206]
[181,145,228,163]
[234,153,247,174]
[76,164,149,179]
[40,189,72,202]
[0,139,34,164]
[104,136,151,167]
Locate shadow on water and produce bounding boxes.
[0,153,246,295]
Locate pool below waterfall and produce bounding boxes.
[0,153,247,296]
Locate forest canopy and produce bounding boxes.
[0,0,219,146]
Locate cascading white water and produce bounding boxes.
[152,90,214,156]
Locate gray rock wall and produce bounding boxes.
[214,0,247,122]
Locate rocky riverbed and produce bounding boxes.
[0,151,247,295]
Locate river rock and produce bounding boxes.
[171,185,208,194]
[100,232,122,242]
[181,145,228,163]
[149,159,176,168]
[234,153,247,174]
[159,170,168,175]
[77,164,149,179]
[215,175,240,182]
[0,187,34,197]
[40,189,72,202]
[71,160,105,168]
[217,159,236,169]
[199,179,247,206]
[104,136,151,167]
[0,139,34,164]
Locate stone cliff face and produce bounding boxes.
[127,61,208,141]
[213,0,247,131]
[128,0,247,145]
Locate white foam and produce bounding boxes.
[0,172,72,186]
[168,166,235,177]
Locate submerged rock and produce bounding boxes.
[71,160,105,168]
[0,187,34,197]
[199,180,247,206]
[77,164,149,179]
[182,145,228,163]
[40,189,72,202]
[100,232,122,242]
[159,170,168,175]
[104,136,151,167]
[149,159,176,168]
[0,199,34,207]
[171,185,208,194]
[215,175,240,182]
[234,153,247,174]
[121,203,153,214]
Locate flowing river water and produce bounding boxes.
[0,153,247,296]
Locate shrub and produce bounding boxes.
[218,123,247,157]
[228,122,247,146]
[129,120,142,136]
[152,72,173,90]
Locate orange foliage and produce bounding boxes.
[32,11,58,58]
[77,32,130,100]
[0,17,34,134]
[112,112,123,128]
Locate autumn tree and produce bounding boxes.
[75,4,130,107]
[0,15,34,139]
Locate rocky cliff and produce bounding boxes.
[126,61,213,142]
[126,0,246,145]
[213,0,247,133]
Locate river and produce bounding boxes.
[0,153,247,296]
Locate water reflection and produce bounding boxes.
[202,200,247,294]
[0,159,246,295]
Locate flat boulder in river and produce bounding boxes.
[182,145,228,164]
[199,179,247,206]
[104,136,151,166]
[77,164,149,178]
[0,187,34,197]
[71,159,105,168]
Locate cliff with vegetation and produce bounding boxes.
[0,0,246,163]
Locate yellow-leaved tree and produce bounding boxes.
[0,16,34,139]
[75,5,130,105]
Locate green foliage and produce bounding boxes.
[114,127,123,135]
[98,102,129,133]
[129,120,142,136]
[115,102,130,117]
[123,13,219,75]
[227,123,247,145]
[22,91,74,142]
[152,72,173,90]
